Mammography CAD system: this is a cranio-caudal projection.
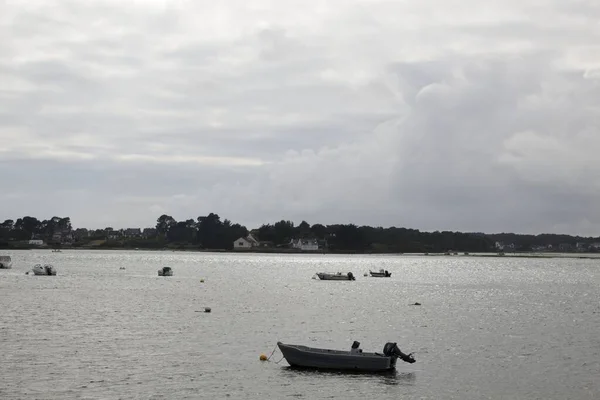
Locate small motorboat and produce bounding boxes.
[316,272,355,281]
[277,341,415,372]
[369,269,391,277]
[158,266,173,276]
[0,255,12,269]
[31,264,57,275]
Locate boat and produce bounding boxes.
[277,342,415,372]
[0,255,12,269]
[31,264,57,275]
[158,266,173,276]
[369,269,391,277]
[316,272,355,281]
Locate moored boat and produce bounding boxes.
[316,272,355,281]
[277,342,415,372]
[0,255,12,269]
[158,266,173,276]
[31,264,57,275]
[369,269,391,277]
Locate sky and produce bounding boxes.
[1,0,600,235]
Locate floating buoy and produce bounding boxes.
[204,307,211,313]
[259,354,268,361]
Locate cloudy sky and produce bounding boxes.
[1,0,600,235]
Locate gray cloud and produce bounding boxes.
[1,0,600,234]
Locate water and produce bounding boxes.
[1,250,599,399]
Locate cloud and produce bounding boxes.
[1,0,600,235]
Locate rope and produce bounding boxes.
[266,344,277,360]
[266,344,285,363]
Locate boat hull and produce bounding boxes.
[316,273,355,281]
[369,272,391,277]
[277,342,396,372]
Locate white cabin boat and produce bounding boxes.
[158,266,173,276]
[0,255,12,269]
[31,264,57,275]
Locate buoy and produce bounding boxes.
[200,279,204,283]
[259,354,268,361]
[204,307,211,313]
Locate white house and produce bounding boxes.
[290,238,319,251]
[233,234,259,249]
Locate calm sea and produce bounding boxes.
[1,250,599,399]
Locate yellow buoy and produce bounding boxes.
[259,354,268,361]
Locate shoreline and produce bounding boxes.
[2,246,600,260]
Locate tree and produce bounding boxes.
[197,213,223,248]
[310,223,328,239]
[1,220,14,230]
[58,217,72,232]
[168,221,196,243]
[273,220,295,245]
[156,215,176,236]
[296,220,311,237]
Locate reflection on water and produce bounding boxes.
[278,366,416,386]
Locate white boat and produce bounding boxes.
[158,266,173,276]
[369,269,391,277]
[316,272,355,281]
[277,342,415,372]
[0,255,12,269]
[31,264,57,275]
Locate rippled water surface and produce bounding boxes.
[1,250,599,399]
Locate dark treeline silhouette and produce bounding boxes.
[0,216,72,241]
[1,214,599,252]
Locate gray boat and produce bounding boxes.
[158,266,173,276]
[277,342,415,372]
[369,269,391,277]
[316,272,355,281]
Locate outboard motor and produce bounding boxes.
[383,342,416,363]
[347,272,355,280]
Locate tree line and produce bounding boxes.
[1,214,599,252]
[0,216,72,241]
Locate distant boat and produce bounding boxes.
[277,342,415,372]
[158,266,173,276]
[51,249,62,253]
[316,272,355,281]
[31,264,57,276]
[369,269,391,278]
[0,255,12,269]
